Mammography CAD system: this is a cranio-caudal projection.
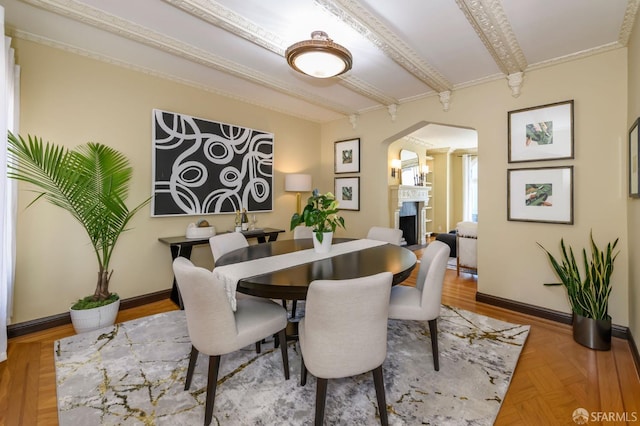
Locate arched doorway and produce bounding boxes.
[385,122,477,244]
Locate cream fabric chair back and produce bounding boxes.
[173,257,241,354]
[172,257,290,425]
[415,241,451,319]
[299,271,392,424]
[388,241,450,371]
[293,225,314,239]
[366,226,403,246]
[209,232,248,262]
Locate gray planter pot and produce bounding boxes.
[572,313,611,351]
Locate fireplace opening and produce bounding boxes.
[399,202,418,246]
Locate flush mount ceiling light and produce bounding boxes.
[285,31,352,78]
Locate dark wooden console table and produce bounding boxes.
[159,227,285,307]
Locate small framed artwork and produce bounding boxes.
[507,166,573,224]
[334,177,360,211]
[629,118,640,198]
[334,138,360,173]
[508,100,574,163]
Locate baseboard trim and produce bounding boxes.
[7,289,173,339]
[475,292,629,340]
[628,330,640,378]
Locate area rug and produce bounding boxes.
[55,306,529,425]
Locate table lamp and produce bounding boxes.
[285,173,312,214]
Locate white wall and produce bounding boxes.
[321,48,630,326]
[12,39,321,323]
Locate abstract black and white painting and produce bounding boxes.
[152,109,273,216]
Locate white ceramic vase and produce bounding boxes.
[70,298,120,334]
[312,231,333,254]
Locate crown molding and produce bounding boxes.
[11,28,336,123]
[455,0,527,75]
[618,0,640,46]
[402,135,434,148]
[526,42,623,73]
[316,0,452,93]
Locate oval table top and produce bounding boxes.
[215,238,418,300]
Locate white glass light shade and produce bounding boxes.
[286,31,352,78]
[285,174,312,192]
[291,51,348,78]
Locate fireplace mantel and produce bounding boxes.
[389,185,432,245]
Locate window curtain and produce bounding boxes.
[1,6,21,362]
[462,154,478,223]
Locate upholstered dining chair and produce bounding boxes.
[209,232,271,352]
[367,226,403,246]
[209,232,248,262]
[456,221,478,276]
[172,257,290,426]
[293,225,314,239]
[388,240,450,371]
[299,272,393,425]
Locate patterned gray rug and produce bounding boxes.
[55,305,529,425]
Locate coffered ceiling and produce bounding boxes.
[3,0,639,127]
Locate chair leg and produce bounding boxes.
[300,354,307,386]
[185,345,198,390]
[372,366,388,426]
[204,355,221,426]
[291,300,297,318]
[255,341,261,353]
[315,377,328,426]
[428,318,439,371]
[278,329,290,380]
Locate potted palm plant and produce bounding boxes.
[538,231,619,350]
[290,189,345,253]
[7,133,150,333]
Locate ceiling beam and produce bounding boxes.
[316,0,452,93]
[21,0,356,116]
[163,0,399,110]
[454,0,527,75]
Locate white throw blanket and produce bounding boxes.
[214,239,387,310]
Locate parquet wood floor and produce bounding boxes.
[1,248,638,425]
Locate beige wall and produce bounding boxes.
[321,48,630,327]
[10,38,633,331]
[628,18,640,341]
[12,39,321,322]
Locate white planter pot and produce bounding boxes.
[312,232,334,254]
[70,298,120,334]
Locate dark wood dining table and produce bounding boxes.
[159,227,285,307]
[214,238,418,301]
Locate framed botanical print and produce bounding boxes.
[507,166,573,224]
[508,100,574,163]
[334,138,360,173]
[334,177,360,211]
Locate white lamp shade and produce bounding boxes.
[285,174,312,192]
[292,51,348,78]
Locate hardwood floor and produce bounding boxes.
[1,250,639,425]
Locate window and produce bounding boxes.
[462,155,478,222]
